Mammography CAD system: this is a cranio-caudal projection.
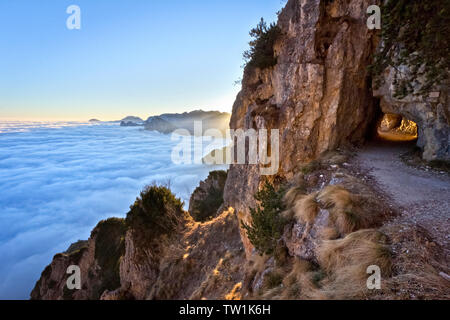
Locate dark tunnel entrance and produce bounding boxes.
[376,113,418,142]
[366,100,419,145]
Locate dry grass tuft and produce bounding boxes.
[318,230,391,274]
[246,229,394,300]
[292,192,319,224]
[316,229,392,299]
[317,185,353,210]
[249,254,270,274]
[283,185,306,208]
[263,270,284,290]
[316,185,383,236]
[319,226,340,240]
[263,258,328,300]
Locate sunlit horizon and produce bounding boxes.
[0,0,282,121]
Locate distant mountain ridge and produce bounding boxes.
[120,110,230,135]
[144,116,178,134]
[120,116,144,127]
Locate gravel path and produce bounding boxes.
[355,142,450,251]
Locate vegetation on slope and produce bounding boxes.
[242,182,286,256]
[126,185,185,238]
[243,18,282,71]
[371,0,450,98]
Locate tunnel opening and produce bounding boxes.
[376,113,418,143]
[366,100,419,146]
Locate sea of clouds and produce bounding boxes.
[0,121,228,299]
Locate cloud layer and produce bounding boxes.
[0,122,227,299]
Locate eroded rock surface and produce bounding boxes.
[224,0,381,256]
[189,170,228,222]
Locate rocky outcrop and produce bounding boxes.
[224,0,449,257]
[224,0,381,256]
[373,68,449,161]
[31,218,126,300]
[189,171,228,222]
[379,114,402,132]
[31,188,245,300]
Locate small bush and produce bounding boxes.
[126,185,185,235]
[243,18,282,70]
[242,182,286,255]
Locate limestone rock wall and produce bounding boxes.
[224,0,381,256]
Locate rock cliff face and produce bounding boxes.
[224,0,449,256]
[31,218,126,300]
[31,194,245,300]
[224,0,381,256]
[189,170,228,222]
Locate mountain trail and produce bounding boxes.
[354,142,450,255]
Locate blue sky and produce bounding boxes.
[0,0,285,121]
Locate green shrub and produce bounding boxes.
[243,18,282,70]
[242,182,286,255]
[370,0,450,98]
[126,185,185,238]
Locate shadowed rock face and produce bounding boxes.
[31,218,126,300]
[31,209,245,300]
[189,171,228,222]
[224,0,381,256]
